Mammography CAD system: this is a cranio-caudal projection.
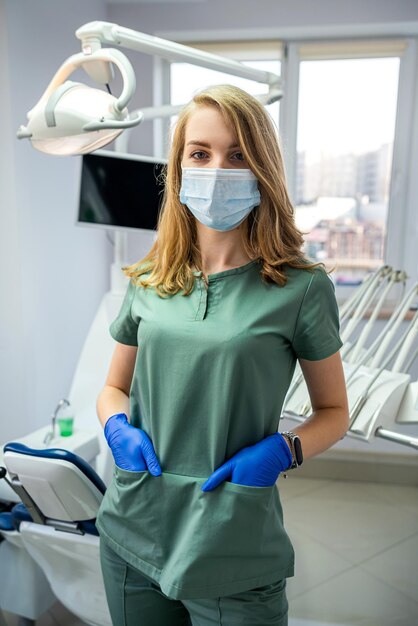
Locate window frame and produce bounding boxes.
[153,29,418,305]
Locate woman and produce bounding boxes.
[95,83,349,626]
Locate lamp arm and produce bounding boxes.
[75,20,282,88]
[126,88,283,123]
[27,48,136,120]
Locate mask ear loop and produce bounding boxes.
[246,193,261,242]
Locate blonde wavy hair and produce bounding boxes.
[122,83,325,297]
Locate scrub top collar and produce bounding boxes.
[191,258,260,282]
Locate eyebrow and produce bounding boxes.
[186,140,241,149]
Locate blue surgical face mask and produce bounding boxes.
[179,167,260,231]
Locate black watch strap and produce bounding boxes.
[281,431,303,469]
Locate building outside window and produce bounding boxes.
[295,41,404,285]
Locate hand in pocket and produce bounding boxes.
[104,413,162,475]
[201,433,292,491]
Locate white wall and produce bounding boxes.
[108,0,418,31]
[0,0,111,444]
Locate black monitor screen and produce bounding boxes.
[77,151,166,232]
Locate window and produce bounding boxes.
[295,40,406,285]
[165,37,408,290]
[169,40,282,138]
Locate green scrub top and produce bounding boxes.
[95,258,343,600]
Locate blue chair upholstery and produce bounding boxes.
[11,502,33,527]
[0,511,13,531]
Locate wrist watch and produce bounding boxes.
[281,431,303,470]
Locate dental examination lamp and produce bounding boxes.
[16,21,283,156]
[16,47,143,156]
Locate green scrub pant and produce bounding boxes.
[100,539,288,626]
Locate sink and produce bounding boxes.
[0,424,100,503]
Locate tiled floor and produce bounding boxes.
[282,477,418,626]
[1,478,417,625]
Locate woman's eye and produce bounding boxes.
[232,152,245,161]
[190,151,207,160]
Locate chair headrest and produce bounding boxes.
[4,442,106,494]
[3,442,106,523]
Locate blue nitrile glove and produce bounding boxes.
[201,433,292,492]
[104,413,162,476]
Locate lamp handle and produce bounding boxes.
[83,113,143,131]
[27,48,136,119]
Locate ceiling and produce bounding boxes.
[106,0,208,4]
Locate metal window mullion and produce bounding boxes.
[278,42,300,205]
[153,56,172,159]
[385,38,418,283]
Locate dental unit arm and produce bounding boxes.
[282,266,418,449]
[74,21,281,86]
[285,266,394,412]
[346,270,406,364]
[298,269,406,417]
[339,265,392,342]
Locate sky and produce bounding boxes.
[297,57,400,158]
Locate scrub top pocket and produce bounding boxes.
[96,469,295,600]
[113,465,149,481]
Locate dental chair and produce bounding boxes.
[0,442,112,626]
[0,281,128,624]
[0,498,55,626]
